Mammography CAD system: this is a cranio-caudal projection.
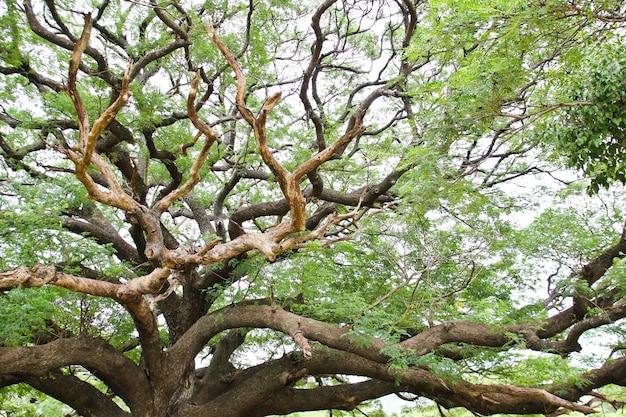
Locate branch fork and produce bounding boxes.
[205,20,366,238]
[64,14,137,212]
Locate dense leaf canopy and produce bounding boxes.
[1,0,626,416]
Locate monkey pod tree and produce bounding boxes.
[1,0,626,415]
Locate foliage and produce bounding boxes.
[0,383,72,417]
[1,0,626,416]
[548,42,626,193]
[0,287,56,346]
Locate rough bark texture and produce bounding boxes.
[1,1,625,416]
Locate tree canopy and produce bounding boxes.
[1,0,626,416]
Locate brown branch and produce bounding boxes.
[0,337,152,415]
[248,380,398,416]
[62,212,141,265]
[292,122,366,182]
[0,61,65,92]
[300,0,339,151]
[84,63,132,168]
[23,371,130,417]
[184,355,310,417]
[130,39,189,81]
[438,381,595,415]
[254,92,285,183]
[0,264,171,302]
[118,267,172,296]
[179,340,594,416]
[204,22,302,230]
[61,16,137,212]
[24,0,119,87]
[67,15,92,150]
[154,71,219,213]
[0,133,46,160]
[192,330,246,404]
[204,21,254,125]
[150,0,191,42]
[204,20,369,235]
[169,304,387,370]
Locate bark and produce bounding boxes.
[0,337,152,415]
[23,372,131,417]
[248,380,400,416]
[62,206,141,265]
[2,1,626,416]
[4,233,625,415]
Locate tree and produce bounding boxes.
[1,0,626,415]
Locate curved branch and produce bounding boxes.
[130,39,190,81]
[180,343,593,416]
[580,219,626,286]
[249,380,398,416]
[150,0,191,42]
[204,21,254,125]
[169,303,386,370]
[92,1,130,51]
[227,164,400,239]
[0,60,64,92]
[204,22,296,222]
[186,355,309,417]
[292,121,366,183]
[62,212,141,265]
[23,371,130,417]
[168,299,619,412]
[67,14,92,149]
[24,0,120,87]
[527,302,626,355]
[554,354,626,403]
[213,171,243,239]
[154,71,219,213]
[300,0,338,151]
[183,194,218,237]
[62,15,137,212]
[0,337,152,415]
[192,330,247,404]
[204,20,370,234]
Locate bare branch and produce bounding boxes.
[0,264,171,301]
[61,16,137,212]
[154,71,219,213]
[204,20,254,125]
[67,14,92,150]
[85,62,133,168]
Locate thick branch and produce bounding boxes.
[0,264,171,302]
[192,330,246,404]
[169,304,387,370]
[181,344,593,416]
[0,337,152,415]
[63,16,136,212]
[23,371,130,417]
[249,380,398,416]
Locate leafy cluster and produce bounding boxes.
[550,42,626,192]
[1,0,626,416]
